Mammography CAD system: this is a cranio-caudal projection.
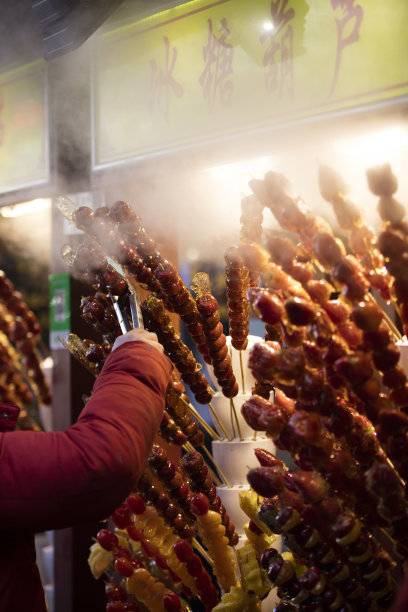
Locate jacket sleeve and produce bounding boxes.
[0,341,172,532]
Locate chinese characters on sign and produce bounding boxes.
[147,0,366,123]
[150,36,184,126]
[93,0,408,165]
[260,0,295,99]
[199,18,234,112]
[330,0,364,95]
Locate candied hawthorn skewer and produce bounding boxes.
[240,193,264,287]
[349,300,408,410]
[249,465,396,605]
[66,241,126,341]
[190,493,238,594]
[245,263,408,493]
[319,164,392,304]
[143,296,231,439]
[158,410,188,447]
[0,283,51,408]
[0,271,41,337]
[0,336,36,411]
[154,261,210,363]
[224,246,250,351]
[241,390,393,531]
[192,273,238,399]
[141,295,213,405]
[367,163,407,227]
[366,163,408,338]
[135,469,196,541]
[264,234,315,288]
[249,172,373,307]
[80,294,122,344]
[124,493,203,600]
[247,340,395,474]
[182,450,239,546]
[108,200,211,362]
[165,380,212,446]
[244,244,363,357]
[172,539,220,610]
[250,171,331,260]
[260,547,349,610]
[148,444,196,529]
[8,315,51,405]
[96,526,183,612]
[72,204,166,303]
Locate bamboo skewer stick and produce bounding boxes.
[192,538,213,567]
[179,396,221,441]
[239,350,246,393]
[183,441,227,487]
[183,442,221,486]
[367,292,402,341]
[230,398,243,441]
[200,444,231,488]
[378,528,402,565]
[229,400,236,439]
[58,335,98,378]
[233,545,245,589]
[208,401,231,441]
[385,455,406,489]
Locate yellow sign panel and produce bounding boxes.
[93,0,408,166]
[0,61,48,193]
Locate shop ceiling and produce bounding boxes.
[0,0,188,69]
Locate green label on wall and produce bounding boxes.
[49,272,70,349]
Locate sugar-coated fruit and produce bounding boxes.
[350,300,383,331]
[73,205,95,229]
[97,528,118,551]
[284,296,317,326]
[190,493,210,516]
[114,557,137,577]
[287,470,329,503]
[186,556,203,576]
[254,447,285,469]
[126,493,146,515]
[106,602,127,612]
[162,592,182,611]
[112,504,132,529]
[173,539,193,562]
[246,466,285,498]
[105,582,127,602]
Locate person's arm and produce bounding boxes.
[0,335,172,532]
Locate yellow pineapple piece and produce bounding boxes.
[238,541,267,598]
[126,567,168,612]
[196,510,237,593]
[87,542,113,579]
[243,523,276,559]
[282,551,307,578]
[130,506,199,595]
[212,585,260,611]
[239,490,272,535]
[88,532,130,579]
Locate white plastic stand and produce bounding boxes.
[208,336,281,607]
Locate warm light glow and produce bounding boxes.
[186,247,200,262]
[262,20,274,31]
[0,198,51,218]
[333,126,408,163]
[205,156,276,181]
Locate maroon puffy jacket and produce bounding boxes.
[0,340,172,611]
